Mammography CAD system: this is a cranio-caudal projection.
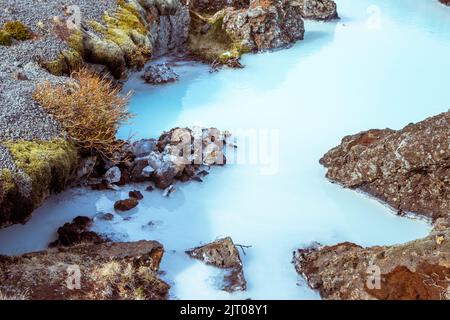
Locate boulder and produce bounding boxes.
[223,0,305,51]
[132,139,157,157]
[103,166,121,184]
[320,111,450,220]
[186,237,247,292]
[142,63,179,84]
[0,241,169,300]
[294,229,450,300]
[129,190,144,200]
[114,198,139,211]
[49,216,105,247]
[294,110,450,300]
[297,0,339,21]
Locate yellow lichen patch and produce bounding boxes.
[2,20,31,41]
[41,49,83,76]
[4,139,78,202]
[0,29,12,46]
[99,1,151,68]
[104,7,147,35]
[87,20,107,34]
[90,261,170,300]
[0,169,17,199]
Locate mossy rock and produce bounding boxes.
[104,7,147,35]
[0,29,12,46]
[41,0,151,78]
[83,35,127,78]
[3,21,31,41]
[0,169,17,201]
[0,169,23,227]
[0,140,78,227]
[188,10,247,65]
[41,49,83,76]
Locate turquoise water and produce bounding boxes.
[0,0,449,299]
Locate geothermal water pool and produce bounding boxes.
[1,0,449,299]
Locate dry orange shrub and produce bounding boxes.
[33,68,132,159]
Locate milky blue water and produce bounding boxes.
[0,0,449,299]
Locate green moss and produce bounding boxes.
[99,2,151,69]
[0,30,12,46]
[88,20,107,34]
[3,21,31,41]
[68,29,85,55]
[41,49,83,76]
[41,0,151,76]
[0,169,16,197]
[4,140,78,203]
[104,7,147,35]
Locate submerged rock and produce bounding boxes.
[0,241,169,300]
[129,190,144,200]
[142,63,179,84]
[186,237,247,292]
[114,198,139,211]
[162,184,176,197]
[49,216,106,248]
[294,110,450,300]
[297,0,339,21]
[97,212,114,221]
[49,216,105,248]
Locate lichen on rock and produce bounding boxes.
[0,240,169,300]
[2,20,32,41]
[294,110,450,300]
[297,0,339,21]
[0,30,12,46]
[189,0,308,66]
[0,140,78,228]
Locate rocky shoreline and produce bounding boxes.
[0,0,338,228]
[294,111,450,300]
[0,240,169,299]
[1,0,449,301]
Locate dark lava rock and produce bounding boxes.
[49,216,105,247]
[97,212,114,221]
[146,185,155,192]
[191,175,203,182]
[142,63,179,84]
[293,111,450,300]
[129,190,144,200]
[320,111,450,220]
[114,198,139,211]
[0,241,169,300]
[197,170,209,177]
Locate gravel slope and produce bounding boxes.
[0,0,119,169]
